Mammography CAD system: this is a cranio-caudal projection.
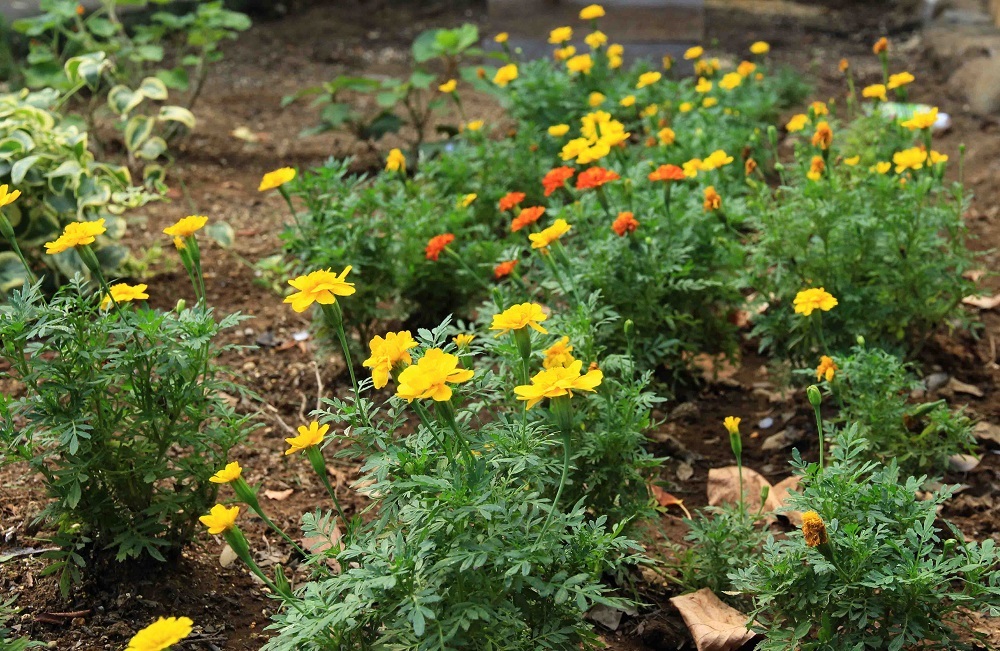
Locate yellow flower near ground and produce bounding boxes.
[126,617,194,651]
[723,416,740,435]
[750,41,770,55]
[900,107,937,130]
[702,97,718,108]
[163,215,208,239]
[695,77,713,93]
[283,267,355,313]
[862,84,887,101]
[682,158,702,177]
[609,54,623,69]
[816,356,837,382]
[636,71,662,89]
[678,102,693,113]
[0,184,21,207]
[491,302,549,336]
[209,461,242,484]
[585,30,607,49]
[929,150,948,165]
[529,218,572,249]
[100,282,149,310]
[807,155,825,181]
[620,95,636,107]
[893,147,928,173]
[873,161,892,174]
[643,103,661,116]
[810,101,829,116]
[438,79,457,93]
[801,511,829,547]
[658,127,675,146]
[285,421,328,455]
[719,72,743,90]
[785,113,808,132]
[543,336,575,369]
[588,92,606,107]
[364,331,417,389]
[684,46,704,60]
[199,504,239,534]
[395,348,474,402]
[453,333,475,347]
[514,359,603,409]
[608,44,624,58]
[579,3,605,19]
[737,61,756,77]
[554,45,577,61]
[701,149,733,170]
[44,219,107,255]
[566,53,594,74]
[844,155,860,166]
[386,148,406,172]
[811,121,833,150]
[493,63,518,87]
[549,26,573,44]
[662,54,674,70]
[258,167,296,191]
[465,120,485,131]
[793,287,838,316]
[887,71,914,90]
[548,124,571,138]
[494,32,509,44]
[460,193,477,207]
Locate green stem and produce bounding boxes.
[305,446,348,530]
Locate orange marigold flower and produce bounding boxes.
[872,37,888,54]
[425,233,455,261]
[811,121,833,150]
[511,206,545,232]
[494,259,519,279]
[807,155,825,181]
[745,158,757,175]
[648,164,685,182]
[542,166,575,196]
[801,511,829,547]
[703,186,722,211]
[499,191,526,212]
[816,355,837,382]
[611,211,639,236]
[839,58,849,73]
[575,166,620,190]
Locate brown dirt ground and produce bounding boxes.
[3,0,1000,649]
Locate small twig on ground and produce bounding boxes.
[264,403,297,436]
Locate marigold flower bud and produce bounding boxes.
[807,385,822,408]
[801,510,828,547]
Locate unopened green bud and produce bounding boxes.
[759,485,770,508]
[0,214,14,242]
[175,298,186,313]
[623,319,634,338]
[856,335,865,346]
[767,124,778,146]
[773,162,784,172]
[807,385,822,408]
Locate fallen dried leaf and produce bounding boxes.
[973,421,1000,446]
[963,269,986,282]
[676,462,695,482]
[264,488,294,501]
[220,544,238,568]
[767,476,803,526]
[962,294,1000,310]
[707,466,771,508]
[948,454,980,472]
[302,519,343,572]
[670,588,758,651]
[947,378,984,398]
[650,484,692,519]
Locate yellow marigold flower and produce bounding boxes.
[929,150,948,165]
[893,147,927,173]
[801,511,829,547]
[862,84,887,101]
[887,71,914,90]
[694,58,720,76]
[636,71,662,89]
[364,331,417,389]
[514,359,603,409]
[491,302,549,336]
[609,54,623,69]
[608,43,624,58]
[816,355,837,382]
[750,41,770,55]
[386,148,406,172]
[439,79,457,93]
[723,416,740,435]
[529,218,572,250]
[719,72,743,90]
[684,45,704,60]
[588,91,606,107]
[900,107,937,130]
[560,137,591,162]
[794,287,838,316]
[395,348,473,402]
[695,77,713,93]
[873,161,892,174]
[585,30,607,49]
[460,193,477,207]
[494,32,509,44]
[163,215,208,239]
[453,333,475,348]
[658,127,675,146]
[44,219,107,255]
[126,617,194,651]
[701,149,733,170]
[493,63,518,87]
[620,95,636,107]
[873,36,888,54]
[737,61,756,77]
[172,237,185,251]
[548,124,571,137]
[0,184,21,207]
[100,282,149,310]
[807,155,825,181]
[543,336,575,369]
[678,102,693,113]
[682,158,702,177]
[579,3,605,20]
[199,504,239,535]
[786,113,808,132]
[703,185,722,211]
[662,54,674,70]
[209,461,242,484]
[465,120,484,132]
[285,421,328,455]
[554,45,577,61]
[702,97,718,108]
[549,26,572,44]
[644,103,661,116]
[810,101,829,116]
[284,266,355,313]
[844,155,860,166]
[258,167,296,191]
[566,53,594,74]
[811,121,833,150]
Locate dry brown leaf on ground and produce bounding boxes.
[946,377,985,398]
[670,588,758,651]
[707,466,772,509]
[767,475,803,526]
[302,519,343,572]
[685,352,740,382]
[962,294,1000,310]
[264,488,294,501]
[650,484,692,519]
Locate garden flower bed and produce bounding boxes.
[2,1,1000,650]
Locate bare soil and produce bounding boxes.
[3,0,1000,649]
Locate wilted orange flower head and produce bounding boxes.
[425,233,455,261]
